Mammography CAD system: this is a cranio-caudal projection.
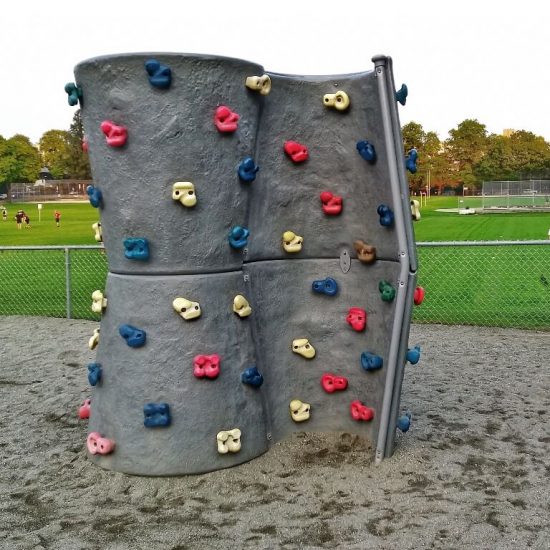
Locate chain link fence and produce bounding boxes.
[0,242,548,330]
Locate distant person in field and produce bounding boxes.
[54,210,61,227]
[24,214,31,229]
[15,210,23,229]
[1,208,6,221]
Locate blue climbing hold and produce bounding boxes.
[406,345,421,365]
[406,148,418,174]
[395,84,408,106]
[124,237,149,261]
[228,226,249,249]
[64,82,82,106]
[397,411,412,432]
[241,366,264,388]
[356,140,376,163]
[86,185,102,208]
[238,157,259,182]
[377,204,394,227]
[144,403,171,427]
[360,351,383,371]
[311,277,339,297]
[145,59,172,89]
[87,362,102,386]
[119,324,146,348]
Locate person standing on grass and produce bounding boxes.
[1,207,6,221]
[15,210,23,229]
[54,210,61,227]
[24,214,31,229]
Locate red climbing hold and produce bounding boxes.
[346,307,367,332]
[284,141,309,163]
[214,106,240,133]
[321,373,348,393]
[193,354,221,379]
[350,400,374,421]
[414,286,425,305]
[78,398,91,419]
[320,191,343,215]
[100,120,128,147]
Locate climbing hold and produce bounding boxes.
[144,403,171,427]
[377,204,394,227]
[87,363,102,386]
[228,226,249,249]
[238,157,259,182]
[144,59,172,89]
[87,432,115,455]
[193,354,221,379]
[214,105,240,133]
[241,366,263,387]
[395,84,408,106]
[92,222,102,242]
[86,185,102,208]
[410,199,421,221]
[323,90,350,111]
[284,141,308,163]
[64,82,82,106]
[320,191,343,216]
[82,137,89,153]
[100,120,128,148]
[289,399,311,422]
[172,297,201,320]
[356,140,376,163]
[406,345,421,365]
[217,428,242,454]
[350,400,374,421]
[233,295,252,318]
[282,231,303,253]
[397,411,412,432]
[91,290,107,313]
[88,328,100,350]
[311,277,338,297]
[119,324,146,348]
[320,373,348,393]
[245,74,271,95]
[406,148,418,173]
[124,237,150,261]
[360,351,383,371]
[379,280,396,302]
[353,240,376,264]
[346,307,367,332]
[292,338,316,359]
[414,286,425,305]
[78,398,91,419]
[172,182,197,207]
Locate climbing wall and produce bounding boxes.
[71,53,419,475]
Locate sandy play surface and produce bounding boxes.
[1,317,548,549]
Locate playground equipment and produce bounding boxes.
[70,53,421,475]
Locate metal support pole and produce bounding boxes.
[65,248,72,319]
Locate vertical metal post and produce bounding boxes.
[65,248,72,319]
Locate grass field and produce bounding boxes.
[0,198,549,328]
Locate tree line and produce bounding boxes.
[403,119,550,194]
[1,114,549,193]
[0,110,91,186]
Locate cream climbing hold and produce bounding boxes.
[172,182,197,207]
[292,338,316,359]
[172,297,201,320]
[245,74,271,95]
[323,90,350,111]
[233,295,252,318]
[88,327,100,350]
[92,222,102,242]
[282,230,303,253]
[216,428,242,454]
[91,290,107,313]
[289,400,311,422]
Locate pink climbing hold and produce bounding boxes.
[82,137,89,153]
[414,286,425,305]
[193,354,221,379]
[346,307,367,332]
[350,400,374,422]
[284,140,309,163]
[78,398,91,419]
[100,120,128,147]
[86,432,115,455]
[321,373,348,393]
[320,191,343,215]
[214,105,240,133]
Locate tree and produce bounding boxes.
[66,110,91,179]
[39,130,72,179]
[0,134,41,184]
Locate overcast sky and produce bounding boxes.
[1,0,548,144]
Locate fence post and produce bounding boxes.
[64,247,72,319]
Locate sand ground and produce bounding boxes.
[0,316,548,550]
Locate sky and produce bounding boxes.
[1,0,549,145]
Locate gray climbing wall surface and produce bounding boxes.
[72,53,419,475]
